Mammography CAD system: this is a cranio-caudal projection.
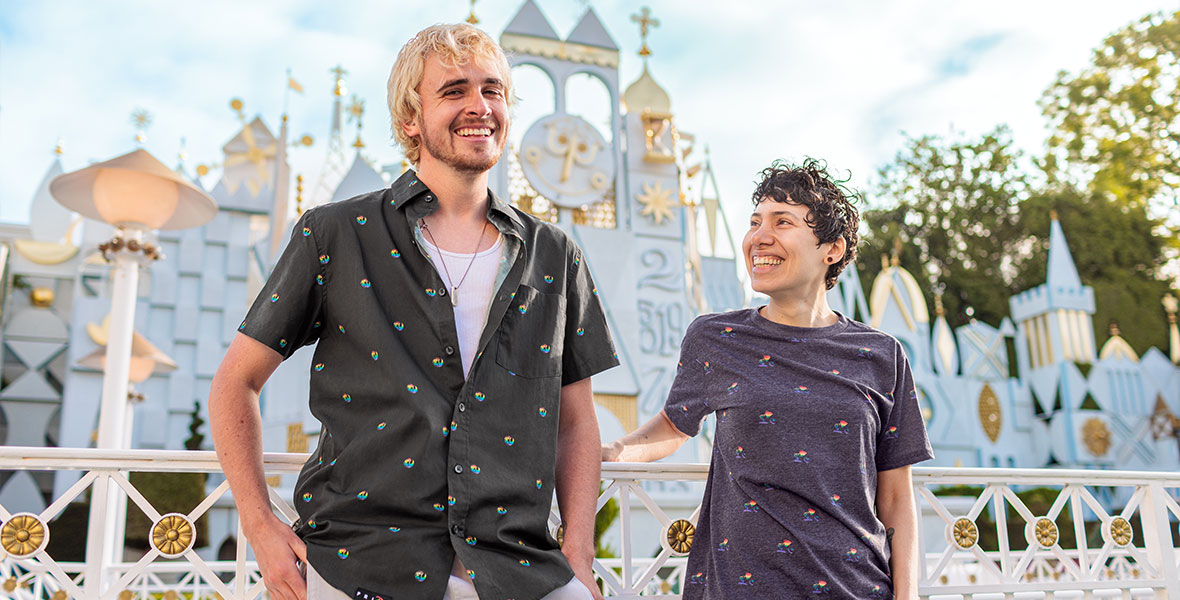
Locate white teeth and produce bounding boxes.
[456,128,492,137]
[753,257,783,266]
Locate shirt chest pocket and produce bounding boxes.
[495,285,566,378]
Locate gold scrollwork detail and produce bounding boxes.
[1032,517,1059,548]
[1108,516,1133,547]
[665,519,695,555]
[1,513,47,557]
[151,514,195,557]
[949,517,978,549]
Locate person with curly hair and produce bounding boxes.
[603,159,932,599]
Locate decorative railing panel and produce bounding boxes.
[0,448,1176,599]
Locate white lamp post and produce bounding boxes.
[50,148,216,595]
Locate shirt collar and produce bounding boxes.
[389,169,525,234]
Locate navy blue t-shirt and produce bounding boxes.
[664,309,934,599]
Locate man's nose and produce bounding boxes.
[465,93,491,116]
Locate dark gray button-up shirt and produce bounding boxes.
[239,170,618,600]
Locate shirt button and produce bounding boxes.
[497,294,507,302]
[438,287,447,297]
[454,464,463,474]
[425,195,434,203]
[445,346,455,355]
[458,403,466,412]
[451,524,463,536]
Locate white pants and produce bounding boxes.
[306,562,592,600]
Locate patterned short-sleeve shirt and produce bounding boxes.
[664,309,933,599]
[238,170,619,600]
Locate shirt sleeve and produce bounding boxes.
[237,210,325,359]
[875,340,935,471]
[560,245,619,386]
[662,317,714,437]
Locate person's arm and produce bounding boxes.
[601,411,690,463]
[555,377,605,600]
[877,465,919,600]
[209,333,306,600]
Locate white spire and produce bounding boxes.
[1047,211,1083,292]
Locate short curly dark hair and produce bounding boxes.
[751,158,860,290]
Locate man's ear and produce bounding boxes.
[402,117,420,139]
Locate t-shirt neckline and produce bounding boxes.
[748,306,849,338]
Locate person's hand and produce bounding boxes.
[600,440,623,462]
[245,516,307,600]
[568,558,604,600]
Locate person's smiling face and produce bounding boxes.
[405,53,510,175]
[742,199,837,301]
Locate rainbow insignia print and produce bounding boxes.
[270,293,279,302]
[371,351,379,360]
[833,420,849,434]
[497,506,507,514]
[720,326,736,338]
[432,358,444,367]
[540,344,551,353]
[538,407,547,417]
[389,526,400,532]
[308,519,317,529]
[432,503,445,511]
[757,354,774,367]
[342,394,351,402]
[857,347,873,359]
[743,500,759,512]
[788,336,806,343]
[465,536,477,546]
[544,275,553,283]
[844,547,860,562]
[319,254,330,264]
[356,491,368,500]
[302,492,312,502]
[406,384,418,393]
[518,304,528,314]
[360,278,371,288]
[302,227,311,236]
[727,382,739,394]
[424,288,435,296]
[475,392,485,402]
[813,580,828,593]
[884,426,900,440]
[738,572,753,586]
[470,464,480,474]
[403,458,415,468]
[377,422,386,430]
[338,325,346,333]
[355,215,367,225]
[447,495,456,505]
[279,339,287,348]
[717,539,729,552]
[758,411,775,424]
[735,446,747,458]
[314,363,325,372]
[803,508,819,522]
[689,572,707,585]
[831,494,842,507]
[414,571,427,582]
[338,548,349,559]
[777,539,794,554]
[535,479,542,489]
[504,436,515,446]
[390,248,401,258]
[316,274,324,285]
[394,321,405,331]
[793,450,809,463]
[519,560,530,567]
[575,327,585,336]
[794,385,810,394]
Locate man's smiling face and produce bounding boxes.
[405,53,510,175]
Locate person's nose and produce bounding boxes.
[465,92,491,117]
[750,222,774,247]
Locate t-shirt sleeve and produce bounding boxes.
[876,340,935,471]
[237,210,325,359]
[663,318,714,437]
[560,245,619,386]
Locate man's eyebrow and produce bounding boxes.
[437,77,504,92]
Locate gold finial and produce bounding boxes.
[934,290,945,317]
[890,237,902,266]
[196,164,211,177]
[299,134,315,147]
[331,65,348,97]
[131,108,152,144]
[1050,208,1059,221]
[31,287,55,308]
[230,98,245,121]
[54,138,64,156]
[466,0,479,24]
[1109,321,1121,337]
[295,174,305,214]
[347,95,365,149]
[631,7,660,58]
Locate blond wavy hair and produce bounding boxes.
[388,24,514,165]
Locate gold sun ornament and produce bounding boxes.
[949,517,978,550]
[0,513,48,557]
[636,180,676,225]
[1107,517,1133,547]
[665,519,695,555]
[151,514,195,557]
[1029,517,1059,548]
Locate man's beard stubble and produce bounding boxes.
[419,119,506,174]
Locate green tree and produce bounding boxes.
[1040,10,1180,215]
[860,127,1033,329]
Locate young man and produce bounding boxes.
[603,160,933,599]
[210,24,617,600]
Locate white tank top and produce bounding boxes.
[422,233,503,377]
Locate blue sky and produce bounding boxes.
[0,0,1174,241]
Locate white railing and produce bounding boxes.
[0,448,1177,599]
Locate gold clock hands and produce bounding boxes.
[560,132,582,183]
[573,138,599,166]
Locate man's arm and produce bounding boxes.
[601,411,689,463]
[877,465,919,600]
[555,377,604,600]
[209,333,306,600]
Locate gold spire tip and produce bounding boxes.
[631,6,660,58]
[466,0,479,24]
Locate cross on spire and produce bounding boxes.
[466,0,479,24]
[331,64,349,97]
[631,7,660,58]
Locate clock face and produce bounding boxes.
[518,113,615,209]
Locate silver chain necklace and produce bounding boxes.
[421,218,489,307]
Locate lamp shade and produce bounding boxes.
[50,148,217,230]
